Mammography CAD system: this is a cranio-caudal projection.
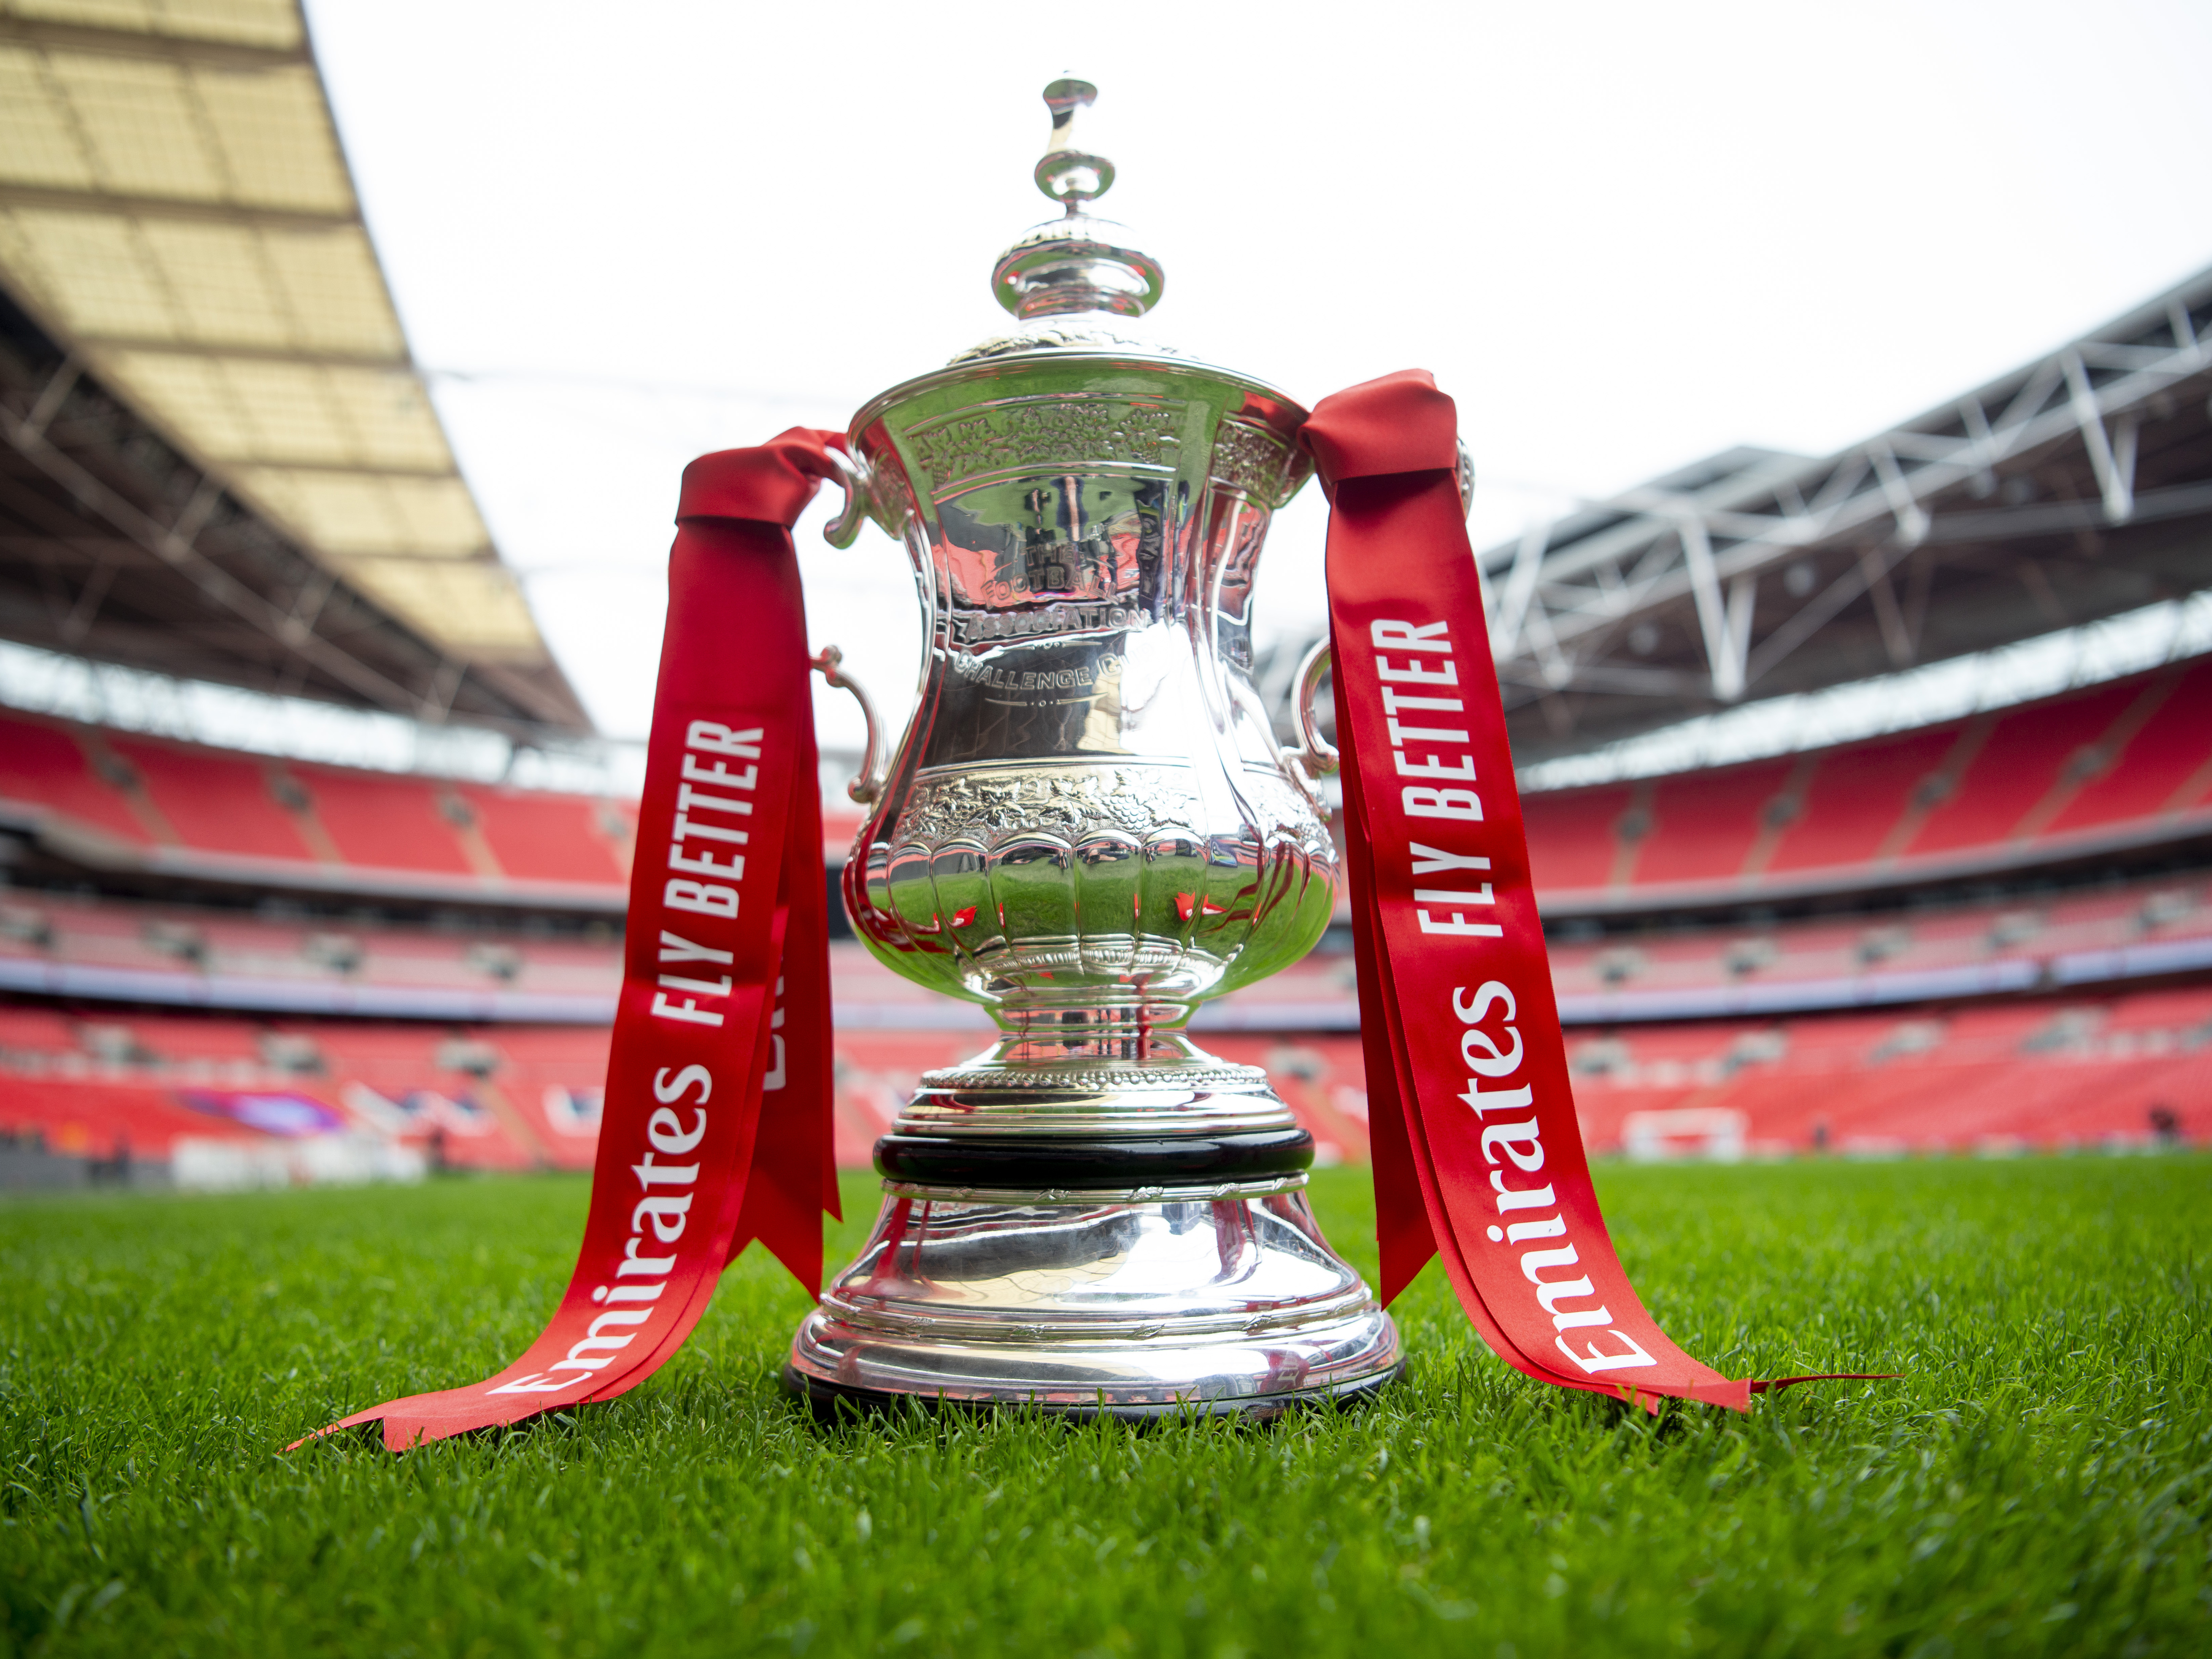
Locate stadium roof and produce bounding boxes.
[0,0,589,735]
[1473,264,2212,764]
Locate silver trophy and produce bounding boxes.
[785,80,1402,1415]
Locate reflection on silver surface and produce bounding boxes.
[792,1182,1400,1411]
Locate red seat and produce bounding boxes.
[1765,728,1956,873]
[1523,783,1634,892]
[1905,682,2143,856]
[293,766,476,875]
[1634,758,1797,886]
[0,714,152,845]
[453,786,629,885]
[0,1079,268,1159]
[2044,661,2212,836]
[108,738,316,862]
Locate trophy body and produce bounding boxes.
[783,84,1401,1416]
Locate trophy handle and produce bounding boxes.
[821,447,874,550]
[809,644,886,805]
[1285,638,1339,788]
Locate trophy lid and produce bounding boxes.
[849,77,1305,440]
[985,79,1165,327]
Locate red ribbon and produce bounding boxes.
[1313,371,1876,1410]
[297,431,844,1450]
[300,390,1871,1451]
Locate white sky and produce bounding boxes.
[306,0,2212,752]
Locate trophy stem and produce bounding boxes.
[984,1003,1201,1069]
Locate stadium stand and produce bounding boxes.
[1563,985,2212,1159]
[1761,727,1962,876]
[6,982,2203,1186]
[2,714,154,847]
[0,710,636,908]
[2,8,2207,1189]
[1525,662,2212,912]
[8,663,2209,935]
[7,646,2212,1185]
[300,763,485,878]
[11,651,2212,1185]
[6,863,2209,1030]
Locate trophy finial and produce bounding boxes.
[991,79,1163,322]
[1035,77,1114,212]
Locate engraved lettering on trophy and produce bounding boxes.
[907,397,1184,493]
[948,651,1122,704]
[949,601,1141,647]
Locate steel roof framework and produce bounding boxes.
[1476,267,2212,758]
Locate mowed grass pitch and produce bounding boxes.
[2,1158,2207,1658]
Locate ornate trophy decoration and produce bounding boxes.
[784,80,1403,1415]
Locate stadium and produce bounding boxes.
[6,228,2208,1181]
[1,4,2207,1656]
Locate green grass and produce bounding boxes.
[2,1157,2208,1658]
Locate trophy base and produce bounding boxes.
[781,1358,1404,1423]
[782,1175,1402,1420]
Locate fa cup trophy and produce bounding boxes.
[783,81,1403,1415]
[309,78,1808,1454]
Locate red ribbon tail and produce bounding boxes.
[1308,374,1883,1408]
[289,430,844,1452]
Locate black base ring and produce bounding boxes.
[872,1126,1314,1189]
